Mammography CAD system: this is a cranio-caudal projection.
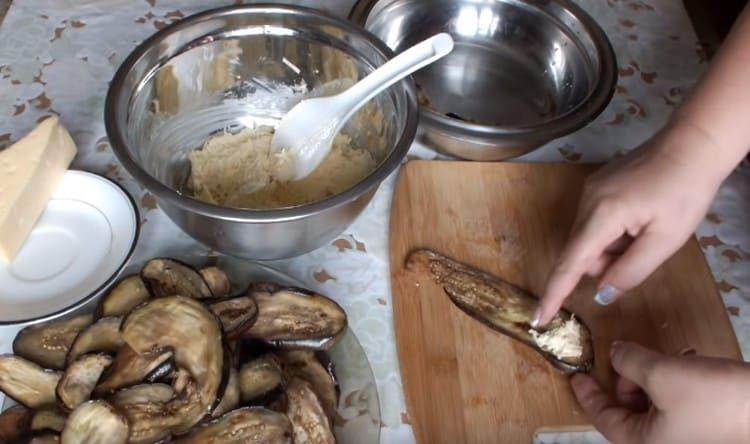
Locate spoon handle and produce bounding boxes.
[340,33,454,119]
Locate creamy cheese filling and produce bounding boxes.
[528,315,584,360]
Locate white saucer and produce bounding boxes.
[0,170,139,324]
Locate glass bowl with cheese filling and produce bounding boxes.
[106,5,418,259]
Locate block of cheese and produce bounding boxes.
[0,116,77,263]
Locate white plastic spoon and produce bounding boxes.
[271,33,454,181]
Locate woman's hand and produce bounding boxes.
[535,121,726,326]
[572,342,750,444]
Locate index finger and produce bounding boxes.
[536,206,623,325]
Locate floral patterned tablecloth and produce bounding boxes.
[0,1,748,443]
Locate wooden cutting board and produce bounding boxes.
[389,161,742,443]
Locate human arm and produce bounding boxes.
[535,4,750,326]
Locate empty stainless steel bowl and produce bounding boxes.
[106,5,418,259]
[350,0,617,160]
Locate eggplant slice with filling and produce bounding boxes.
[121,296,225,433]
[0,355,61,408]
[60,400,128,444]
[406,249,594,373]
[66,316,123,364]
[174,407,293,444]
[95,275,151,318]
[244,288,346,350]
[141,259,213,299]
[13,314,94,370]
[56,353,113,411]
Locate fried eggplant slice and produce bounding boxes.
[30,434,61,444]
[0,355,61,408]
[96,275,151,318]
[279,351,339,422]
[211,366,239,418]
[115,381,203,444]
[208,296,258,338]
[56,354,113,411]
[60,400,128,444]
[238,354,283,403]
[141,259,212,299]
[110,383,175,406]
[109,384,177,444]
[174,407,293,444]
[406,249,594,373]
[0,404,32,443]
[200,267,232,299]
[13,315,94,370]
[66,316,124,364]
[285,378,335,444]
[121,296,224,433]
[93,345,174,396]
[244,288,346,350]
[31,408,67,434]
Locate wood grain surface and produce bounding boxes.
[389,161,742,443]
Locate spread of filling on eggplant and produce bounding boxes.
[406,249,594,373]
[0,257,346,444]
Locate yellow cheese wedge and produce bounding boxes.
[0,116,77,263]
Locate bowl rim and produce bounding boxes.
[105,4,418,223]
[348,0,618,142]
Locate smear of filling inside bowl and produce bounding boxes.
[188,125,376,209]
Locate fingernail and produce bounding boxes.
[594,285,621,306]
[610,340,623,358]
[530,308,541,328]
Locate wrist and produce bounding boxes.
[657,116,743,188]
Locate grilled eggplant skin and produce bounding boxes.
[95,275,150,318]
[56,353,113,411]
[406,249,594,373]
[13,315,94,370]
[174,407,293,444]
[141,258,213,299]
[0,355,62,409]
[60,400,128,444]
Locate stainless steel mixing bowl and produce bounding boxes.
[105,5,418,259]
[349,0,617,160]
